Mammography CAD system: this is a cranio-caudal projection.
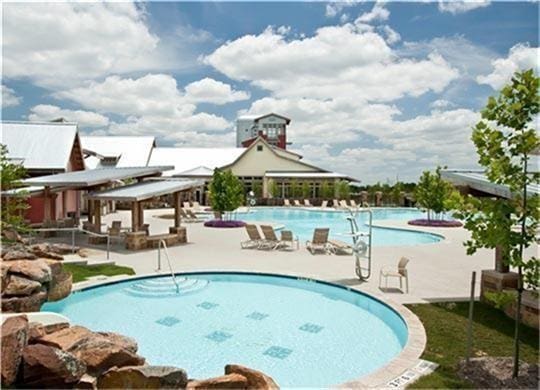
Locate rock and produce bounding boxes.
[50,243,79,255]
[36,325,93,350]
[1,262,9,293]
[68,336,145,375]
[3,249,37,261]
[2,228,23,242]
[187,373,248,389]
[21,343,86,388]
[2,291,47,312]
[30,243,64,260]
[28,322,70,343]
[96,332,138,353]
[75,373,97,389]
[4,274,42,296]
[225,364,279,389]
[1,315,29,386]
[6,259,52,283]
[98,365,188,389]
[47,271,72,302]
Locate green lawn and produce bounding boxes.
[407,302,539,388]
[63,263,135,283]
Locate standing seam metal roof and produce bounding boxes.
[86,179,204,201]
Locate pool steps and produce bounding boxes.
[123,277,209,298]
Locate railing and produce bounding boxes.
[345,208,373,280]
[157,239,180,293]
[31,227,111,260]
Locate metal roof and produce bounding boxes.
[441,170,540,199]
[24,166,173,187]
[81,136,156,169]
[1,186,45,197]
[1,121,78,171]
[265,171,360,182]
[176,166,215,177]
[86,179,204,201]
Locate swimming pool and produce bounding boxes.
[232,207,442,246]
[43,272,408,387]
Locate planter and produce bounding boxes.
[204,220,246,228]
[408,219,462,227]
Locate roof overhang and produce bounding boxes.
[265,171,360,182]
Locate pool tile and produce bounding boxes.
[263,346,292,359]
[299,323,324,334]
[197,301,219,310]
[156,316,180,327]
[246,311,269,320]
[205,331,232,343]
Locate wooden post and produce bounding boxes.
[93,199,102,233]
[87,197,94,224]
[43,187,52,222]
[466,271,476,364]
[138,201,144,229]
[131,201,140,232]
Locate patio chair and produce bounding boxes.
[186,209,203,222]
[320,200,328,208]
[379,257,410,293]
[241,224,264,249]
[304,199,312,207]
[179,208,197,222]
[339,200,349,209]
[260,225,286,250]
[350,199,358,208]
[333,199,340,208]
[192,201,202,212]
[328,239,353,255]
[280,230,299,250]
[108,220,123,237]
[283,199,291,207]
[183,201,192,209]
[293,199,302,207]
[306,228,331,254]
[82,221,98,233]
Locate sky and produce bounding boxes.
[1,1,538,183]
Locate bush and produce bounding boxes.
[204,220,246,228]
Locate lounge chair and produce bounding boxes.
[260,225,285,250]
[379,257,410,293]
[192,201,202,212]
[304,199,312,207]
[306,228,331,254]
[350,199,358,208]
[320,200,328,208]
[183,201,191,209]
[241,224,264,249]
[333,199,340,208]
[108,220,123,237]
[339,200,349,209]
[328,239,353,255]
[283,199,291,207]
[280,230,299,250]
[179,208,197,222]
[293,199,302,207]
[186,209,203,222]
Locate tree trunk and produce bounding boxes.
[513,267,523,378]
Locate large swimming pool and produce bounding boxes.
[232,207,442,246]
[43,273,408,387]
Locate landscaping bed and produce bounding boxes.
[63,264,135,283]
[408,219,462,228]
[203,220,246,228]
[407,302,539,388]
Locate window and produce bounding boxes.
[257,145,263,151]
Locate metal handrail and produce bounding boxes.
[157,239,180,293]
[346,208,373,280]
[31,227,111,260]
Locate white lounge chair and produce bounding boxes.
[280,230,299,250]
[293,199,302,207]
[283,199,291,207]
[304,199,312,207]
[306,228,331,254]
[241,224,264,249]
[379,257,410,293]
[320,200,328,208]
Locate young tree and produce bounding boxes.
[252,181,262,198]
[208,169,244,220]
[455,69,539,377]
[320,181,334,199]
[290,179,302,198]
[414,167,456,220]
[301,181,311,199]
[336,180,351,200]
[268,179,280,198]
[0,144,29,231]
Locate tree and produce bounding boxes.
[336,180,350,199]
[391,181,403,206]
[252,181,262,198]
[414,167,456,220]
[301,181,311,199]
[268,179,280,198]
[320,181,334,199]
[454,69,539,377]
[208,169,244,220]
[290,179,302,198]
[0,144,29,231]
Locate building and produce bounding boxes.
[236,113,290,149]
[81,136,156,169]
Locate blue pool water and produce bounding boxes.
[232,207,442,246]
[44,273,407,387]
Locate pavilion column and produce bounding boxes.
[43,187,52,222]
[173,192,182,227]
[334,178,339,198]
[138,202,144,229]
[87,197,93,224]
[93,199,102,233]
[131,202,140,232]
[262,176,269,198]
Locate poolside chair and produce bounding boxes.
[350,199,358,208]
[304,199,312,207]
[306,228,331,254]
[192,201,202,212]
[379,257,410,293]
[293,199,302,207]
[280,230,299,250]
[186,209,203,222]
[283,199,291,207]
[320,200,328,208]
[333,199,340,208]
[179,208,197,222]
[108,220,123,237]
[241,224,264,249]
[183,201,192,209]
[328,239,353,255]
[339,200,349,209]
[260,225,285,250]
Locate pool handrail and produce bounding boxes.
[157,239,180,293]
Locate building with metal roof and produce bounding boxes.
[81,136,156,169]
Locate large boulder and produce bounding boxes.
[4,274,42,296]
[36,325,93,350]
[75,373,97,389]
[47,271,73,302]
[21,343,86,388]
[2,291,47,312]
[30,244,64,260]
[96,332,138,353]
[1,315,29,386]
[98,365,188,389]
[28,322,70,343]
[225,364,279,389]
[2,228,23,242]
[187,373,249,389]
[6,259,52,283]
[3,249,37,261]
[50,243,80,255]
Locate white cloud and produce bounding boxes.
[2,2,165,88]
[205,24,458,102]
[438,1,491,14]
[477,44,539,90]
[325,1,359,18]
[184,78,250,105]
[379,25,401,45]
[2,85,22,108]
[28,104,109,128]
[356,2,389,23]
[430,99,455,110]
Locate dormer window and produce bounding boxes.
[257,145,263,151]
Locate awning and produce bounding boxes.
[86,179,204,202]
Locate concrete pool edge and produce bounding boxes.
[68,270,427,388]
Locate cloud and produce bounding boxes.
[438,1,491,14]
[430,99,455,110]
[2,2,166,88]
[28,104,109,128]
[477,44,539,90]
[379,25,401,45]
[325,1,360,18]
[356,2,389,23]
[204,24,458,102]
[184,78,250,105]
[2,85,22,108]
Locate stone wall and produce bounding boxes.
[125,227,188,251]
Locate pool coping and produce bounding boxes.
[69,270,427,388]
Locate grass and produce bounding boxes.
[63,263,135,283]
[407,301,539,388]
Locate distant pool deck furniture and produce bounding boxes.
[241,224,264,249]
[280,230,299,250]
[350,199,358,208]
[320,200,328,208]
[293,199,302,207]
[283,199,291,207]
[304,199,312,207]
[328,239,353,255]
[379,257,410,293]
[260,225,285,250]
[306,228,331,254]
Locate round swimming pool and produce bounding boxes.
[232,207,443,246]
[43,272,408,387]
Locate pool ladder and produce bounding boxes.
[346,209,373,280]
[157,239,180,293]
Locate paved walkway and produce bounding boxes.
[64,207,507,305]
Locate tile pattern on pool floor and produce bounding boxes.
[246,311,269,320]
[299,322,324,333]
[264,346,293,359]
[206,331,233,343]
[197,301,219,310]
[156,316,181,327]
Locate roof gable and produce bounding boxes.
[81,136,156,169]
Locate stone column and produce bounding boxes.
[93,199,102,233]
[173,192,182,228]
[138,202,144,230]
[262,176,269,198]
[131,201,140,232]
[43,187,52,222]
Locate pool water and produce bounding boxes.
[232,207,442,246]
[43,273,408,387]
